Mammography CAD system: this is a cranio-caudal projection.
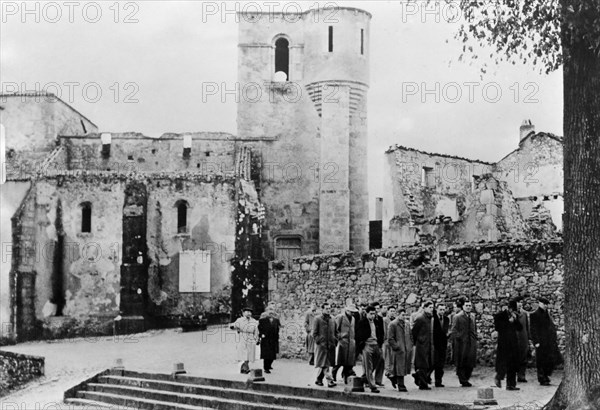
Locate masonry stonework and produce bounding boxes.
[269,240,564,367]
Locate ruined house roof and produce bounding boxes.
[385,144,494,166]
[497,132,564,164]
[0,92,98,129]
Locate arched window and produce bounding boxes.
[175,200,189,234]
[80,202,92,233]
[274,37,289,80]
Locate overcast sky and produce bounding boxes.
[1,1,562,218]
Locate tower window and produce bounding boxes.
[275,37,289,80]
[328,26,333,52]
[80,202,92,233]
[360,29,364,55]
[176,200,189,234]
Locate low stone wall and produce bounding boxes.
[269,240,564,366]
[0,350,45,396]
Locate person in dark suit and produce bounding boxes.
[432,302,450,387]
[372,302,386,387]
[493,300,523,390]
[411,300,434,390]
[356,305,383,393]
[258,305,281,373]
[530,297,563,386]
[312,302,337,387]
[450,299,478,387]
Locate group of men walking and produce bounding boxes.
[305,295,562,393]
[229,294,562,394]
[493,296,563,390]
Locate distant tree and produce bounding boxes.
[453,1,600,409]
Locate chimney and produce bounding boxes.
[375,197,383,221]
[519,119,535,143]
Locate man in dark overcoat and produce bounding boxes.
[411,300,434,390]
[387,308,413,392]
[332,304,357,383]
[372,302,386,387]
[432,302,450,387]
[258,306,281,373]
[530,297,563,386]
[515,296,531,382]
[312,302,337,387]
[450,299,478,387]
[493,300,523,390]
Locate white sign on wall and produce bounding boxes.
[179,250,211,292]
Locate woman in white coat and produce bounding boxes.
[231,307,259,373]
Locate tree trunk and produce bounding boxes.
[546,2,600,409]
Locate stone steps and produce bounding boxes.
[64,369,468,410]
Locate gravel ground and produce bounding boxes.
[1,326,559,409]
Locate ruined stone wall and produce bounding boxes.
[35,178,125,322]
[61,133,236,175]
[0,351,44,396]
[11,172,237,340]
[382,146,493,247]
[1,94,97,180]
[269,240,564,366]
[145,178,237,317]
[0,182,31,342]
[494,133,563,230]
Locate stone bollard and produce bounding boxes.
[172,363,186,375]
[344,376,365,393]
[111,358,124,376]
[474,387,498,405]
[112,358,124,370]
[247,369,265,382]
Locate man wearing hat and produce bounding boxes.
[332,303,358,384]
[530,297,563,385]
[230,307,259,374]
[493,299,523,390]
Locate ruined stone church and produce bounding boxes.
[0,7,371,342]
[0,6,562,344]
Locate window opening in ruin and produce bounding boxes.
[152,148,157,154]
[128,155,134,161]
[543,195,550,201]
[422,166,435,187]
[275,37,289,79]
[176,200,189,234]
[275,236,301,270]
[360,29,364,55]
[81,202,92,233]
[205,152,211,157]
[328,26,333,52]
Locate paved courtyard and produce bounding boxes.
[1,326,559,409]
